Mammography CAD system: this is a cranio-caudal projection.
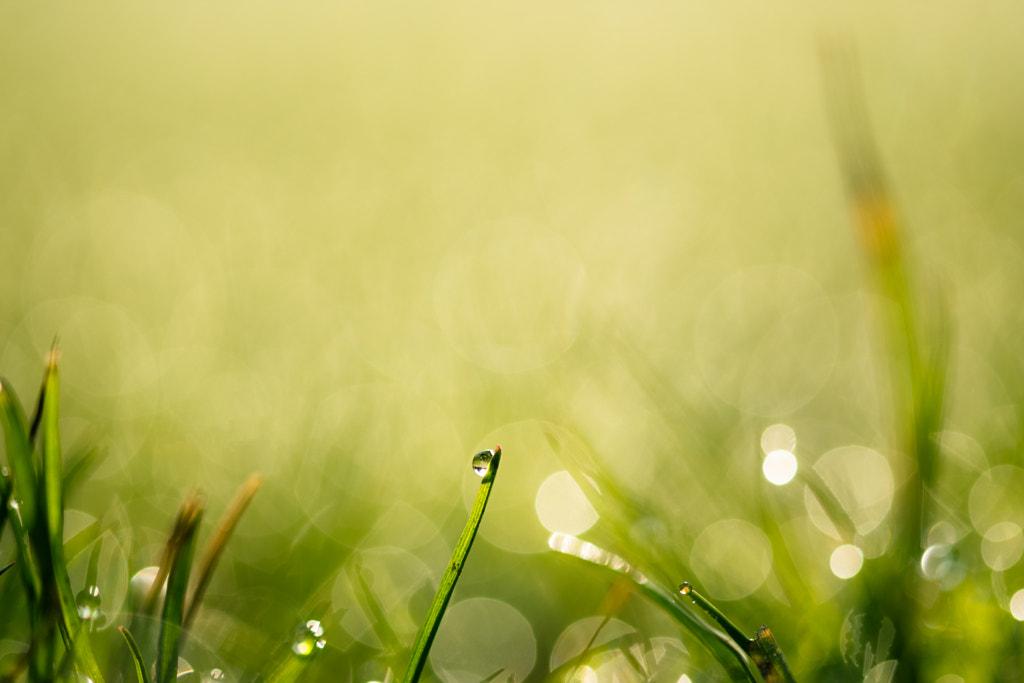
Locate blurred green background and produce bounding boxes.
[2,1,1024,681]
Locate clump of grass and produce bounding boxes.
[0,349,262,683]
[1,353,504,683]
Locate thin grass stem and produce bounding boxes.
[156,494,205,683]
[184,473,262,629]
[119,626,153,683]
[401,446,502,683]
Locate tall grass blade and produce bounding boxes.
[37,352,106,683]
[401,446,503,683]
[156,493,205,683]
[119,626,153,683]
[821,40,951,681]
[549,533,756,682]
[184,473,262,629]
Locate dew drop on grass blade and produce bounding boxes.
[402,447,502,683]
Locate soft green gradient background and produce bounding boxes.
[2,2,1024,681]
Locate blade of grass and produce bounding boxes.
[679,583,796,683]
[184,473,262,629]
[37,352,106,683]
[401,446,503,683]
[264,618,327,683]
[119,626,153,683]
[548,533,756,682]
[0,378,41,583]
[156,493,205,683]
[0,561,13,577]
[350,561,404,654]
[752,626,797,683]
[820,40,950,681]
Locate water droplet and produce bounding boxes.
[76,584,102,621]
[678,582,692,596]
[203,669,226,683]
[292,620,326,657]
[472,449,496,477]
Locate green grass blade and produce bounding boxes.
[38,353,106,683]
[350,561,403,654]
[0,378,39,546]
[184,473,262,629]
[0,561,13,577]
[549,533,757,683]
[156,494,205,683]
[119,626,153,683]
[401,446,502,683]
[678,582,750,649]
[751,626,797,683]
[264,619,327,683]
[679,583,797,683]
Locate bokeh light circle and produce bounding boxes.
[1010,590,1024,621]
[690,519,772,600]
[535,471,599,535]
[428,598,536,683]
[969,465,1024,534]
[829,545,864,580]
[763,449,798,486]
[981,522,1024,571]
[761,424,796,454]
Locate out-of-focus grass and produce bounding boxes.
[2,1,1024,681]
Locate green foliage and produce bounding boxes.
[0,357,262,683]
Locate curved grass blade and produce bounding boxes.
[119,626,153,683]
[156,493,205,683]
[548,533,756,682]
[184,473,262,629]
[679,583,796,683]
[401,446,502,683]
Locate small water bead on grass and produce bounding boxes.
[292,620,326,657]
[472,448,500,477]
[76,584,103,622]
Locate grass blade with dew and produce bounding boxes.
[37,350,106,683]
[184,473,262,629]
[401,446,503,683]
[549,533,757,682]
[678,582,796,683]
[264,618,327,683]
[156,493,205,683]
[119,626,153,683]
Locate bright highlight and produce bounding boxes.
[763,449,798,485]
[829,544,864,579]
